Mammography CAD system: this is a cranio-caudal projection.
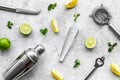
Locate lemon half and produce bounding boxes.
[65,0,78,9]
[85,36,96,49]
[51,18,60,33]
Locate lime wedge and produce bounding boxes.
[19,23,32,35]
[51,18,60,33]
[85,36,96,49]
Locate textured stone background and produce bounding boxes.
[0,0,120,80]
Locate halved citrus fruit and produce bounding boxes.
[19,23,32,35]
[85,36,96,49]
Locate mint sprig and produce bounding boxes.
[108,42,117,52]
[73,59,80,68]
[74,13,80,22]
[40,28,48,35]
[7,21,13,29]
[48,3,57,11]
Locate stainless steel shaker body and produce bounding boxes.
[4,44,45,80]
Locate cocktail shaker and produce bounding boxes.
[3,44,45,80]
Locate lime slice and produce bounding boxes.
[0,38,11,50]
[19,23,32,35]
[51,18,60,33]
[85,36,96,49]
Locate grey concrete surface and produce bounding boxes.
[0,0,120,80]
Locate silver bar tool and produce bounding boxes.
[0,5,40,15]
[59,27,79,62]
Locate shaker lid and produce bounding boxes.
[34,44,45,55]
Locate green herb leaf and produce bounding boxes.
[108,42,117,53]
[40,28,48,35]
[77,14,80,16]
[108,42,112,47]
[108,47,113,52]
[73,59,80,68]
[48,3,57,11]
[7,21,13,29]
[48,4,53,11]
[74,13,80,22]
[52,3,57,9]
[112,43,117,47]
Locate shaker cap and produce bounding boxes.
[34,44,45,55]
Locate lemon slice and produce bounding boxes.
[51,18,60,33]
[110,63,120,76]
[65,0,78,9]
[19,23,32,35]
[51,69,63,80]
[85,36,96,49]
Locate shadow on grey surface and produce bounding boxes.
[0,49,11,55]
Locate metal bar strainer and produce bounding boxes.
[90,4,120,37]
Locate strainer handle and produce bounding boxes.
[108,23,120,37]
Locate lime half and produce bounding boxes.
[0,38,11,50]
[19,23,32,35]
[85,36,96,49]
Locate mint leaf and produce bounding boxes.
[108,42,117,53]
[7,21,13,29]
[74,13,80,22]
[48,3,57,11]
[108,42,112,47]
[40,28,48,35]
[48,4,53,11]
[52,3,56,9]
[108,47,113,52]
[73,59,80,68]
[112,43,117,47]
